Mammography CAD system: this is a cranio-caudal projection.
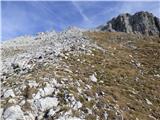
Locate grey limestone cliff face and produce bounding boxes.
[98,11,160,36]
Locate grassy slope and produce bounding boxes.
[80,32,160,119]
[62,32,160,119]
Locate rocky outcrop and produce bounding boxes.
[98,11,160,36]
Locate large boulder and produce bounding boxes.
[34,97,59,112]
[3,105,25,120]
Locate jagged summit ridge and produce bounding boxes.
[98,11,160,36]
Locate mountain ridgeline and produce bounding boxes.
[98,11,160,36]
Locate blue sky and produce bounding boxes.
[1,1,160,40]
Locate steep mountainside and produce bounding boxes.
[98,11,160,36]
[1,27,160,120]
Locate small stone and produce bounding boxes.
[76,101,82,109]
[3,89,15,98]
[64,56,68,59]
[43,86,55,96]
[19,100,26,106]
[146,99,152,105]
[47,108,57,116]
[8,98,16,104]
[104,111,108,120]
[33,91,41,100]
[136,62,141,67]
[0,108,4,119]
[52,78,58,85]
[27,80,38,88]
[77,87,82,93]
[34,86,55,99]
[154,74,160,78]
[34,97,59,111]
[77,59,80,61]
[90,74,97,82]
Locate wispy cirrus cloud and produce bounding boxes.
[1,1,160,41]
[71,1,91,23]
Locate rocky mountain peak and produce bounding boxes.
[98,11,160,36]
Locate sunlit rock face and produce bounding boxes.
[98,11,160,36]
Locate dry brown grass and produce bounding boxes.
[81,32,160,120]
